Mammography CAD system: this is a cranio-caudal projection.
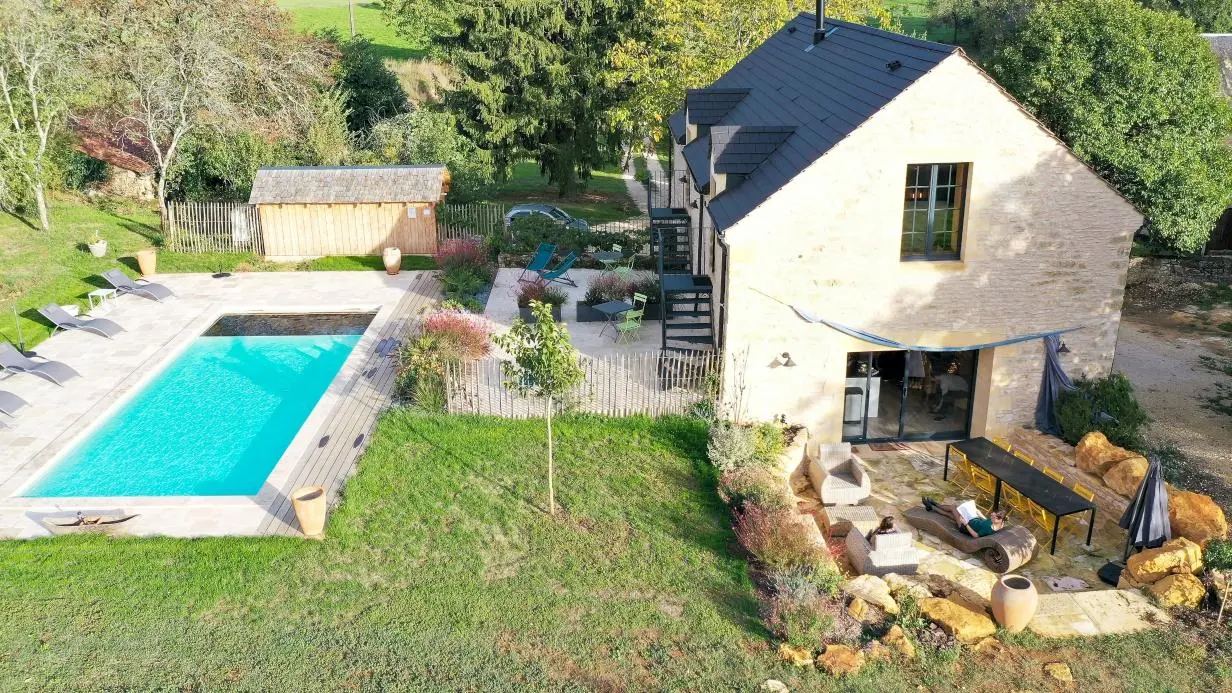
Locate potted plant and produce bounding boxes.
[87,231,108,258]
[517,280,567,322]
[577,274,629,322]
[382,247,402,275]
[626,275,663,321]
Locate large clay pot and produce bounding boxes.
[382,247,402,275]
[291,486,327,537]
[991,574,1038,633]
[136,249,157,277]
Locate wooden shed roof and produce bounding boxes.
[248,165,449,205]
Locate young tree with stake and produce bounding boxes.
[492,301,584,516]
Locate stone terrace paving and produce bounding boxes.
[820,441,1170,637]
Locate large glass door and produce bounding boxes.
[842,349,977,443]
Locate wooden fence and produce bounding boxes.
[437,202,506,243]
[163,202,264,254]
[444,350,721,418]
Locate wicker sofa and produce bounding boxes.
[806,441,872,506]
[845,530,922,576]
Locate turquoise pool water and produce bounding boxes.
[24,333,362,497]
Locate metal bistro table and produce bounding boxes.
[593,299,633,337]
[944,437,1096,555]
[591,250,623,274]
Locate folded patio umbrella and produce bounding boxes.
[1100,455,1170,584]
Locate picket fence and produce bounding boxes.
[163,202,264,254]
[444,350,721,418]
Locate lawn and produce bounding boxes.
[0,198,435,350]
[277,0,424,61]
[887,0,971,45]
[495,162,642,224]
[0,413,1228,690]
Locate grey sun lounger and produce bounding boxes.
[38,304,125,339]
[0,390,28,417]
[102,269,175,302]
[0,343,80,386]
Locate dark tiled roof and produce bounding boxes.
[680,13,957,230]
[249,165,449,204]
[668,109,687,143]
[686,88,751,126]
[711,125,797,175]
[683,135,712,192]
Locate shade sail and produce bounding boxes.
[790,307,1082,353]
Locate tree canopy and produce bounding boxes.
[321,30,410,132]
[988,0,1232,252]
[1141,0,1232,32]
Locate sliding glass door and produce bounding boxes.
[842,349,977,443]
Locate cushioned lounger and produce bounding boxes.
[0,343,81,386]
[102,269,175,301]
[38,304,125,339]
[0,390,28,416]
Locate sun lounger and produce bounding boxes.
[537,251,577,286]
[0,343,80,386]
[102,269,174,301]
[38,304,125,339]
[903,506,1036,573]
[518,243,556,282]
[0,390,28,416]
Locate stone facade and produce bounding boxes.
[677,55,1143,440]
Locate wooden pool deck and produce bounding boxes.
[257,272,441,536]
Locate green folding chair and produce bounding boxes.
[611,253,635,280]
[615,293,646,344]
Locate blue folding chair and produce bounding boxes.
[518,243,556,282]
[538,251,578,286]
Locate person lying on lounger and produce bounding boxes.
[921,497,1006,538]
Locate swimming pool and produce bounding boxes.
[23,313,374,498]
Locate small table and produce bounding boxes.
[87,288,117,312]
[591,250,623,274]
[593,299,633,337]
[823,504,880,538]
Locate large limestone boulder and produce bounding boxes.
[919,597,997,643]
[884,572,934,603]
[1126,537,1204,583]
[1075,432,1141,476]
[778,643,813,667]
[1104,456,1149,497]
[844,574,898,615]
[881,624,916,660]
[817,644,865,676]
[1148,572,1205,609]
[1168,490,1229,546]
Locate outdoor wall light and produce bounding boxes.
[1057,341,1071,354]
[769,352,797,368]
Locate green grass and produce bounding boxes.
[277,0,424,61]
[887,0,971,45]
[0,413,1228,689]
[0,198,435,350]
[495,162,642,224]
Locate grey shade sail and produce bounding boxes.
[1118,456,1170,560]
[1035,334,1076,434]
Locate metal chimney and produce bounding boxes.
[814,0,826,43]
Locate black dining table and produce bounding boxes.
[944,437,1096,555]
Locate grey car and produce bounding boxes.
[504,203,591,233]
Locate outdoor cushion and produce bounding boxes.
[903,507,1036,574]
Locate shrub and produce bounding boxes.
[421,310,493,360]
[395,310,493,410]
[734,503,827,571]
[707,421,757,472]
[441,266,486,301]
[436,239,494,282]
[763,595,834,648]
[769,563,844,602]
[626,275,661,304]
[1205,539,1232,573]
[583,274,629,306]
[751,423,785,467]
[717,467,793,513]
[516,280,568,308]
[1055,373,1150,449]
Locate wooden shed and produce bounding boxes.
[248,165,450,260]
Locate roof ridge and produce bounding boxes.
[795,12,958,56]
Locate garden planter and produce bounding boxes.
[990,574,1038,633]
[87,240,108,258]
[520,304,563,323]
[382,247,402,275]
[136,249,157,277]
[291,485,327,537]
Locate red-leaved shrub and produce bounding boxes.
[435,239,490,275]
[516,279,569,308]
[421,310,493,360]
[734,503,827,571]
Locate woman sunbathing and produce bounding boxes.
[922,497,1006,538]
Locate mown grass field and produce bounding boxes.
[0,414,1228,690]
[276,0,424,61]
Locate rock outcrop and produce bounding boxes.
[1075,432,1140,476]
[881,625,916,660]
[1125,537,1204,584]
[816,644,864,677]
[1168,490,1229,546]
[919,597,996,643]
[1103,456,1149,497]
[843,574,898,615]
[778,643,813,667]
[1148,572,1206,609]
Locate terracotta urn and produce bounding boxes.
[291,485,327,537]
[990,574,1038,633]
[136,248,157,277]
[382,247,402,275]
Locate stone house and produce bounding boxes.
[658,10,1143,444]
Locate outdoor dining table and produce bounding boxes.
[944,437,1096,555]
[593,299,633,338]
[590,250,624,274]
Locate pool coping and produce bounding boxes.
[0,279,418,536]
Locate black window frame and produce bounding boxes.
[900,162,969,261]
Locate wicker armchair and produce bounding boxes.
[806,441,872,506]
[845,530,921,576]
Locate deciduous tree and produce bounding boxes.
[1141,0,1232,32]
[988,0,1232,252]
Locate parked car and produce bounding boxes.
[504,203,591,233]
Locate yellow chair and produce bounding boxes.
[1026,498,1056,540]
[1061,483,1097,537]
[1000,484,1029,520]
[992,436,1012,451]
[1043,467,1065,484]
[951,456,976,495]
[1071,482,1095,502]
[1013,449,1035,467]
[969,466,998,509]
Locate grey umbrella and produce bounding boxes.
[1118,455,1171,561]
